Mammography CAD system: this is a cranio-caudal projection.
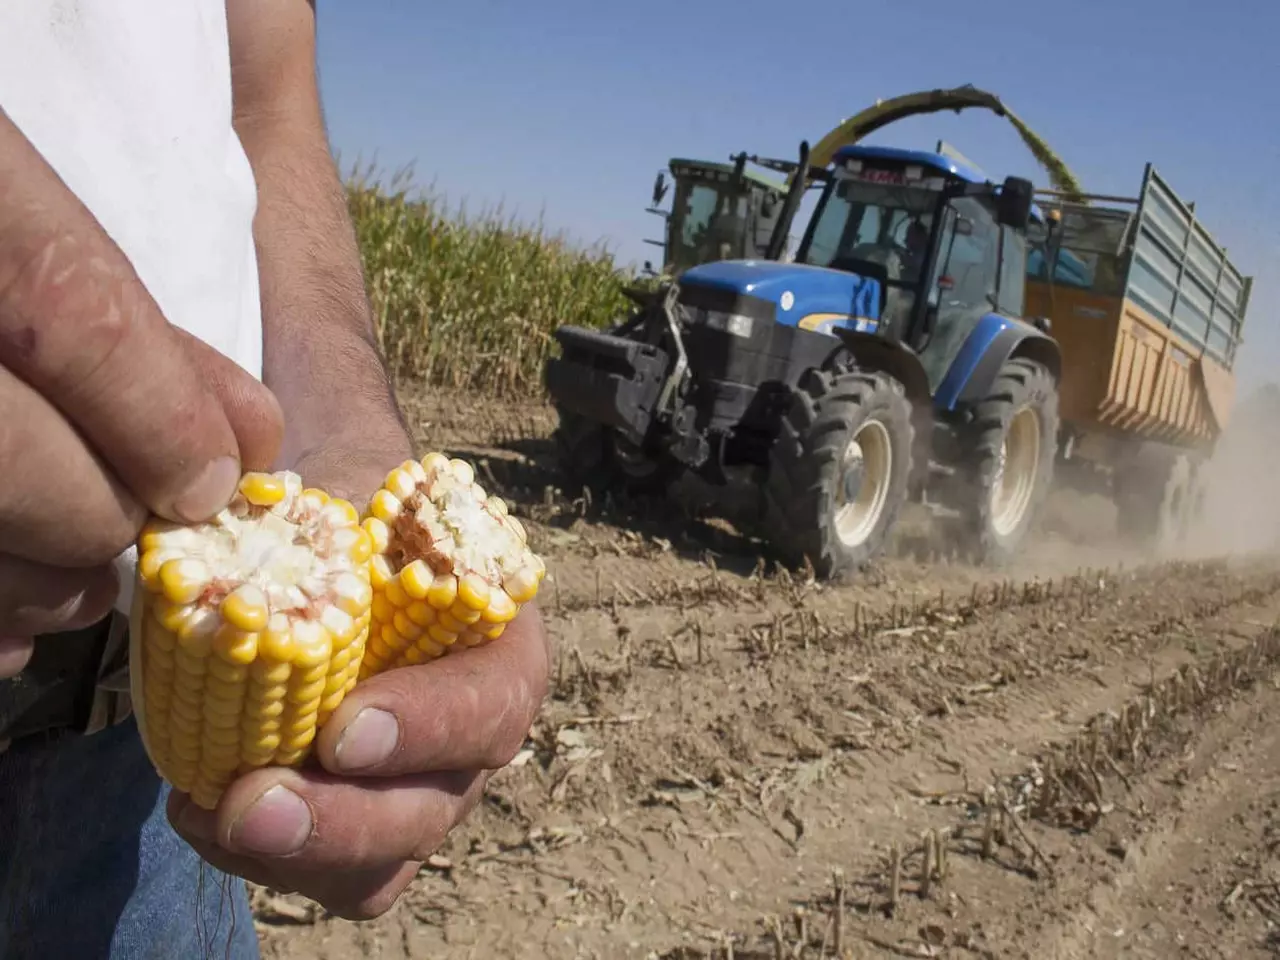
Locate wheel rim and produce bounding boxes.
[990,406,1041,538]
[834,419,894,547]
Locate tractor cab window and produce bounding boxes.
[798,177,938,287]
[917,197,1002,388]
[669,180,748,271]
[930,196,999,309]
[997,225,1027,316]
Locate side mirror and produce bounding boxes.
[996,175,1034,228]
[760,194,777,219]
[652,172,668,208]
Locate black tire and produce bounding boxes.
[763,368,914,578]
[1114,447,1194,552]
[954,357,1059,565]
[551,410,672,499]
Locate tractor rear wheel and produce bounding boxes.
[763,368,914,578]
[954,357,1059,565]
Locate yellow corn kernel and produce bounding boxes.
[326,498,360,525]
[362,517,391,555]
[159,559,210,606]
[384,579,411,608]
[369,555,394,589]
[384,466,418,501]
[238,471,288,507]
[221,584,269,632]
[456,573,491,612]
[400,560,434,599]
[130,469,372,810]
[368,489,402,525]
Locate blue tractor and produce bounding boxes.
[544,140,1062,577]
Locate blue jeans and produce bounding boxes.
[0,718,261,959]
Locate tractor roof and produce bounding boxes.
[832,144,988,183]
[832,144,1045,223]
[668,157,787,193]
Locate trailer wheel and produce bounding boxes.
[956,357,1059,565]
[763,368,914,578]
[1157,455,1194,551]
[552,411,672,499]
[1114,447,1200,552]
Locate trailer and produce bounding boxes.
[1028,166,1252,547]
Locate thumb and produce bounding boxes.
[173,327,285,473]
[313,603,550,777]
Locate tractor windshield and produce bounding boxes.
[797,174,941,334]
[797,177,939,283]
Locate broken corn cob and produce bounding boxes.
[129,471,373,810]
[358,452,544,677]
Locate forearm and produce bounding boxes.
[227,0,412,474]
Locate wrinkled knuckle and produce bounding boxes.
[63,279,137,393]
[2,232,135,379]
[0,230,68,330]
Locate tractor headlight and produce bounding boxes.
[703,309,754,339]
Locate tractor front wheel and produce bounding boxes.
[552,411,672,500]
[763,368,914,578]
[955,357,1059,565]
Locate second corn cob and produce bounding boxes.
[359,452,545,676]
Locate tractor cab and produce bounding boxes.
[645,157,788,275]
[786,144,1040,390]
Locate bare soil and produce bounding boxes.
[246,388,1280,960]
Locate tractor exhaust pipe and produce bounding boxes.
[765,140,809,261]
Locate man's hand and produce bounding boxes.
[167,447,550,919]
[0,109,283,676]
[169,591,550,919]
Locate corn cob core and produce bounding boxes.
[359,452,544,677]
[128,471,373,810]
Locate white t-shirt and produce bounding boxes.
[0,1,263,614]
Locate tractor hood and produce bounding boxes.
[679,259,883,333]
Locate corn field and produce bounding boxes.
[348,170,641,399]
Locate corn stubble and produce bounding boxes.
[129,454,543,810]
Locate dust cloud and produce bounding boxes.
[1187,383,1280,557]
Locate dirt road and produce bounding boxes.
[247,390,1280,959]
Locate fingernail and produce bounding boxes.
[230,786,312,856]
[174,456,241,522]
[333,707,400,771]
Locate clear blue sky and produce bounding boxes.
[314,0,1278,389]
